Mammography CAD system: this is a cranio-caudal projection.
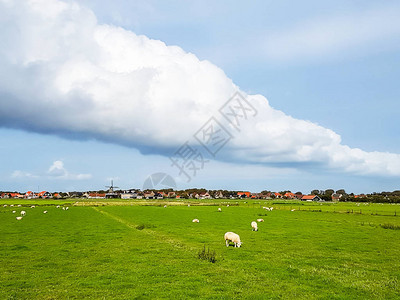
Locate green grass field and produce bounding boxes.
[1,200,400,299]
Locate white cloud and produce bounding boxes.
[11,170,38,179]
[47,160,92,180]
[1,0,400,177]
[12,160,92,180]
[263,4,400,63]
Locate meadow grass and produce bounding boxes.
[1,201,399,299]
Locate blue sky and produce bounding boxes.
[0,0,399,194]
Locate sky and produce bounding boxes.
[0,0,399,194]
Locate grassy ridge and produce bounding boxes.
[1,203,399,299]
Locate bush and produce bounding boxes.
[135,224,155,230]
[380,223,400,230]
[198,245,217,263]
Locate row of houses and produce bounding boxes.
[1,189,353,202]
[1,191,59,199]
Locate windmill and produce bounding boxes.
[105,180,119,198]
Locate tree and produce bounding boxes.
[311,190,319,195]
[325,189,334,196]
[336,189,346,195]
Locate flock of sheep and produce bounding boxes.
[6,204,69,221]
[190,205,273,248]
[8,202,274,248]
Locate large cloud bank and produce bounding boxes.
[0,0,399,176]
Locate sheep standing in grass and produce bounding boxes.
[43,211,48,214]
[224,232,242,248]
[12,210,16,214]
[164,205,167,208]
[251,221,258,231]
[218,208,222,212]
[17,205,21,207]
[257,218,264,222]
[20,211,26,216]
[16,216,23,220]
[56,205,60,208]
[192,219,199,223]
[31,205,35,208]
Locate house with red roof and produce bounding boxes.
[38,191,52,198]
[284,192,296,199]
[2,192,23,198]
[237,192,250,198]
[88,192,106,199]
[301,195,322,201]
[24,191,37,199]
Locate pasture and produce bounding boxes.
[1,200,400,299]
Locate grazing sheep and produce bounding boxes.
[227,204,229,207]
[16,216,23,220]
[218,208,222,212]
[31,205,35,208]
[270,207,274,210]
[224,232,242,248]
[65,207,69,210]
[17,205,21,207]
[291,209,295,211]
[10,204,14,207]
[251,221,258,231]
[62,207,65,210]
[192,219,200,223]
[3,204,7,207]
[20,211,26,216]
[188,204,190,207]
[164,205,167,208]
[257,218,264,222]
[43,211,48,214]
[56,205,60,208]
[12,210,16,214]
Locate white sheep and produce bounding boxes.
[291,209,295,211]
[164,205,167,208]
[12,210,16,214]
[251,221,258,231]
[187,204,190,207]
[56,205,60,208]
[31,205,35,208]
[65,207,69,210]
[20,211,26,216]
[192,219,199,223]
[3,204,7,207]
[224,232,242,248]
[62,207,65,210]
[218,208,222,212]
[226,204,229,207]
[43,210,48,214]
[10,204,14,207]
[16,216,23,220]
[257,218,264,222]
[17,205,21,207]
